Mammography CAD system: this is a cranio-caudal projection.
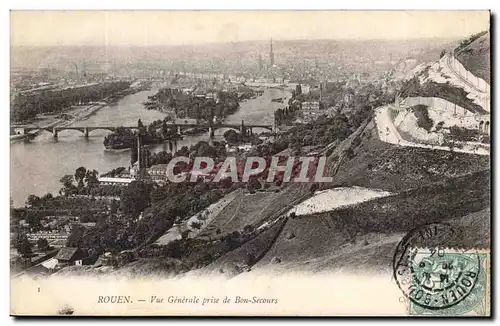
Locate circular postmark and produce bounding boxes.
[393,223,482,311]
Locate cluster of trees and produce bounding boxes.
[411,105,434,131]
[11,81,131,122]
[454,30,488,54]
[143,87,241,121]
[447,126,483,143]
[11,231,52,258]
[138,228,250,268]
[274,105,300,126]
[223,129,263,146]
[237,86,259,101]
[400,77,486,115]
[66,219,132,254]
[280,107,371,151]
[12,232,33,258]
[133,140,228,171]
[100,167,127,178]
[103,127,137,150]
[59,167,99,197]
[104,118,181,150]
[138,222,261,269]
[63,179,228,256]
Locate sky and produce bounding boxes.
[10,10,490,47]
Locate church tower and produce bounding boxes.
[269,38,275,67]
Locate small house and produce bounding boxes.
[54,247,85,268]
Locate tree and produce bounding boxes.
[190,221,202,230]
[66,224,86,248]
[84,169,99,189]
[25,194,40,208]
[25,213,40,228]
[223,129,240,144]
[138,119,146,135]
[60,175,75,196]
[14,233,32,258]
[41,193,53,202]
[247,178,262,191]
[37,238,50,251]
[74,167,87,189]
[110,200,119,214]
[120,181,151,220]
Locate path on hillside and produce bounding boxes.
[374,106,490,156]
[445,54,489,95]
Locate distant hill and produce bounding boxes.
[455,31,490,83]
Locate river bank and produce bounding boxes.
[10,87,290,207]
[10,102,107,142]
[11,86,149,140]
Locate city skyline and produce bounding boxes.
[11,11,489,47]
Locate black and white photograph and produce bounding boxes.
[9,10,491,316]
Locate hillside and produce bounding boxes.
[183,116,490,279]
[249,208,489,276]
[195,169,489,278]
[455,31,490,83]
[324,119,489,192]
[235,171,489,276]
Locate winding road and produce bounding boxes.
[374,105,490,156]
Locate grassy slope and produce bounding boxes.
[197,180,315,239]
[456,32,490,84]
[201,217,289,275]
[327,169,489,235]
[256,208,490,275]
[252,172,489,274]
[198,192,279,237]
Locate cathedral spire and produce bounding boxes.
[269,38,275,67]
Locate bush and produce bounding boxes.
[181,230,190,240]
[37,238,50,251]
[190,221,202,230]
[411,105,434,132]
[243,224,254,233]
[448,126,481,142]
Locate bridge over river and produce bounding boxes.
[14,121,274,140]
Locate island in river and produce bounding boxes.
[103,120,182,150]
[103,84,258,150]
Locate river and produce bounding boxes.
[10,87,289,207]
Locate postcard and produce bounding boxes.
[10,10,491,316]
